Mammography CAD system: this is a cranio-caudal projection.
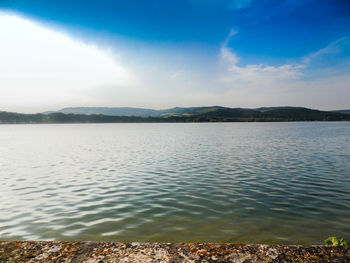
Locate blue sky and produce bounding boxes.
[0,0,349,112]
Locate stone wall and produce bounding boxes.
[0,241,349,262]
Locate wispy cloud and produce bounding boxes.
[219,29,304,88]
[210,30,350,109]
[230,0,254,10]
[220,29,240,64]
[220,47,240,65]
[303,37,348,64]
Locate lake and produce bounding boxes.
[0,122,349,245]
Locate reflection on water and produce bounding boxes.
[0,122,349,244]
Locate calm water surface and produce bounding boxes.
[0,122,349,244]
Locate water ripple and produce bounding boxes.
[0,122,350,244]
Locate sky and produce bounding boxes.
[0,0,350,113]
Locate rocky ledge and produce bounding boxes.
[0,241,349,262]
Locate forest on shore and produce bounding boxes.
[1,106,350,124]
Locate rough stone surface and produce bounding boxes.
[0,241,349,262]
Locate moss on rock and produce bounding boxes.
[0,241,349,262]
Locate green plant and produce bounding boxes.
[325,237,349,247]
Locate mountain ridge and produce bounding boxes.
[2,106,350,123]
[332,109,350,115]
[52,106,228,117]
[51,106,341,117]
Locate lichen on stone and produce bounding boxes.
[0,241,349,262]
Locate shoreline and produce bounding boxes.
[1,241,349,262]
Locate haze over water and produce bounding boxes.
[1,122,350,245]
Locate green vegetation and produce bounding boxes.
[1,106,350,124]
[324,237,349,247]
[332,109,350,115]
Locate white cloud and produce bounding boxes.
[220,46,240,65]
[0,14,136,112]
[219,31,304,92]
[0,14,349,112]
[180,71,350,110]
[208,30,350,110]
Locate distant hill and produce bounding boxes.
[53,106,228,117]
[1,106,350,124]
[54,107,161,117]
[54,106,350,120]
[173,106,350,122]
[332,109,350,115]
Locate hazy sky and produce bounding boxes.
[1,0,350,113]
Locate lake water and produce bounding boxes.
[0,122,349,245]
